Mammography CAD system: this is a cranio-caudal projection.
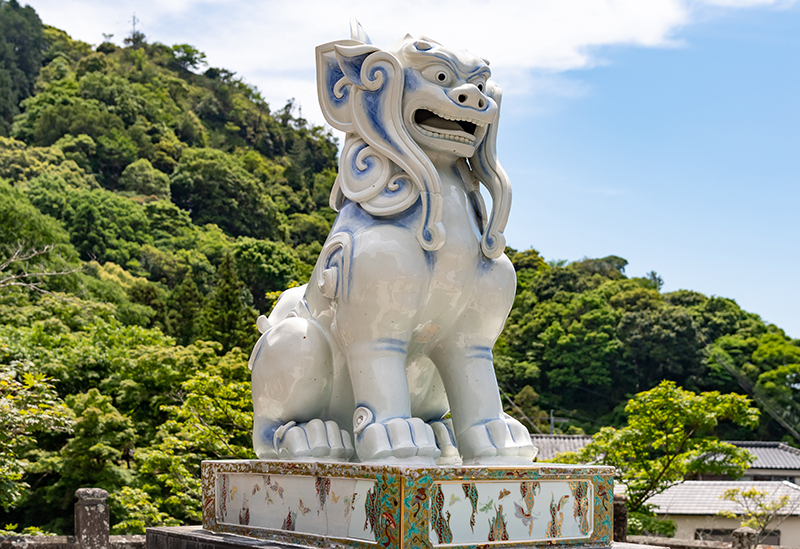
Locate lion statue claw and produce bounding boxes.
[249,21,536,465]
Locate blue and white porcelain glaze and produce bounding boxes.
[249,21,535,466]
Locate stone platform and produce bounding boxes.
[147,527,664,549]
[201,460,615,549]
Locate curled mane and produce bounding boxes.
[316,29,510,258]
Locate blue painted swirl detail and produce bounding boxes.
[325,59,349,107]
[348,141,374,180]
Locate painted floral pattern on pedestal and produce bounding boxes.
[514,480,541,535]
[487,504,509,542]
[546,493,570,538]
[570,481,590,535]
[364,485,379,534]
[268,477,284,500]
[363,477,401,548]
[462,483,478,532]
[430,483,453,544]
[281,509,296,531]
[239,494,250,525]
[219,474,229,518]
[315,476,330,513]
[343,491,358,520]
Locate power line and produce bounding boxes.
[499,387,543,434]
[712,351,800,442]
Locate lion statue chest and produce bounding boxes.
[314,160,500,330]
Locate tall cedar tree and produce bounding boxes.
[165,274,204,346]
[198,253,257,353]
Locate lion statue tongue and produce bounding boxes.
[248,21,536,466]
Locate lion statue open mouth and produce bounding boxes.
[249,21,536,465]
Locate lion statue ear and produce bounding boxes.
[470,81,511,259]
[315,28,446,252]
[349,18,372,44]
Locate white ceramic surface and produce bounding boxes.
[249,21,535,466]
[217,473,376,542]
[429,480,593,546]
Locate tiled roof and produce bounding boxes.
[647,480,800,516]
[531,435,800,470]
[531,434,593,461]
[730,441,800,470]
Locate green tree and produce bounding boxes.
[119,158,170,198]
[752,333,800,370]
[170,148,283,240]
[164,275,204,346]
[0,0,44,135]
[719,487,798,544]
[0,354,73,510]
[616,305,705,392]
[69,201,107,260]
[287,212,330,247]
[109,487,180,534]
[233,237,298,312]
[24,389,136,532]
[0,180,71,248]
[554,381,759,513]
[133,347,254,525]
[171,44,207,72]
[757,363,800,404]
[198,253,257,353]
[65,189,153,267]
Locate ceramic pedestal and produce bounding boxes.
[201,460,614,549]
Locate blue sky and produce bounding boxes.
[22,0,800,337]
[501,5,800,338]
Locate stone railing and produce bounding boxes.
[0,489,145,549]
[628,527,790,549]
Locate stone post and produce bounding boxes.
[732,526,757,549]
[74,488,110,549]
[613,494,628,542]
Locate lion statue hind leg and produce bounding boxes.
[250,287,354,461]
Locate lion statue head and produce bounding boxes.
[316,20,511,259]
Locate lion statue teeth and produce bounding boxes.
[248,21,536,465]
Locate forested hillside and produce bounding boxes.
[1,0,799,535]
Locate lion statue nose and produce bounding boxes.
[449,84,488,110]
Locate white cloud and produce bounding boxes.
[693,0,794,6]
[22,0,798,125]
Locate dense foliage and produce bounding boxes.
[1,3,798,535]
[553,381,759,513]
[497,252,800,440]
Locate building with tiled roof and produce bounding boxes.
[646,480,800,545]
[534,436,800,484]
[531,434,593,461]
[731,441,800,483]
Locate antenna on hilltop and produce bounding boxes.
[125,12,145,49]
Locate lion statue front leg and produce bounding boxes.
[332,225,441,463]
[428,254,536,464]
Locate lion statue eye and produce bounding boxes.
[477,82,484,92]
[422,65,454,86]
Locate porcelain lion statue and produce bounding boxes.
[249,22,536,465]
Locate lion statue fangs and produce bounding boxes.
[248,21,536,466]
